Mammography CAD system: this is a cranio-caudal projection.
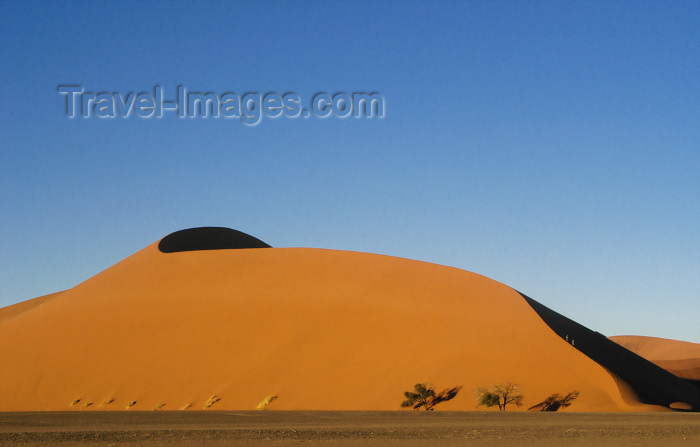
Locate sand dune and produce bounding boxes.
[610,336,700,381]
[609,336,700,361]
[653,359,700,382]
[0,230,680,412]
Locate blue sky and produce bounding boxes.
[1,0,698,342]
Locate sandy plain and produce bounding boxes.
[1,411,698,447]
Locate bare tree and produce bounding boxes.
[476,383,524,411]
[528,391,580,412]
[401,383,462,411]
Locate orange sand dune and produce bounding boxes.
[653,359,700,382]
[0,242,662,412]
[610,336,700,381]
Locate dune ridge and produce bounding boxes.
[0,291,64,323]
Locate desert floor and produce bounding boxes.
[1,411,698,446]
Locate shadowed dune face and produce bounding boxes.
[523,298,700,410]
[0,233,672,412]
[158,227,271,253]
[610,336,700,382]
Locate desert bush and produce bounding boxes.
[401,383,462,411]
[528,391,580,411]
[476,383,524,411]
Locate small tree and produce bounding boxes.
[476,383,524,411]
[401,383,462,411]
[528,391,580,412]
[476,389,501,409]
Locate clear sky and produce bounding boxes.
[1,1,698,342]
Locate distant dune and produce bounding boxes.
[0,228,697,412]
[610,336,700,382]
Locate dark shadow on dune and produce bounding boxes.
[158,227,271,253]
[528,390,580,412]
[518,292,700,412]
